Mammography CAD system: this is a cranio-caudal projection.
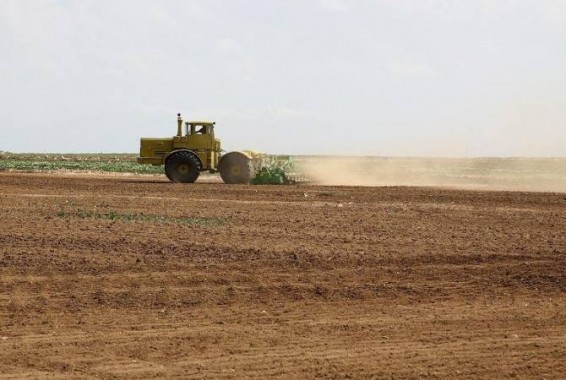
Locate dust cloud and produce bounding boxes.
[297,156,566,192]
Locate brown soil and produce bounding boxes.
[1,172,565,379]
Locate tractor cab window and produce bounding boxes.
[189,124,203,135]
[188,123,214,136]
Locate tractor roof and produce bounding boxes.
[188,121,215,126]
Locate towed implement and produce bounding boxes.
[249,156,296,185]
[137,113,258,184]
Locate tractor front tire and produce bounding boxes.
[165,151,201,183]
[218,152,254,184]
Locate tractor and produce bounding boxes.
[137,113,256,184]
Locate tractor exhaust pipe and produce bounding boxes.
[177,113,183,137]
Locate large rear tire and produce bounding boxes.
[165,151,201,183]
[218,152,254,184]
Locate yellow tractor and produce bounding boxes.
[137,113,256,184]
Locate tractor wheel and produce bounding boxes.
[165,151,201,183]
[218,152,254,184]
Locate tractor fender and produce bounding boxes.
[164,149,203,169]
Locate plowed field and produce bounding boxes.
[1,172,565,378]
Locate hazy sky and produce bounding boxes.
[1,0,565,156]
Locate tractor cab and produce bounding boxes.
[182,120,218,149]
[185,121,215,137]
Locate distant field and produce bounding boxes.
[1,152,565,191]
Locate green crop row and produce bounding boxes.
[0,159,163,174]
[0,152,138,162]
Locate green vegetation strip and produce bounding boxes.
[0,153,138,161]
[57,209,223,226]
[0,160,163,174]
[0,153,163,174]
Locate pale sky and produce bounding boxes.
[1,0,565,156]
